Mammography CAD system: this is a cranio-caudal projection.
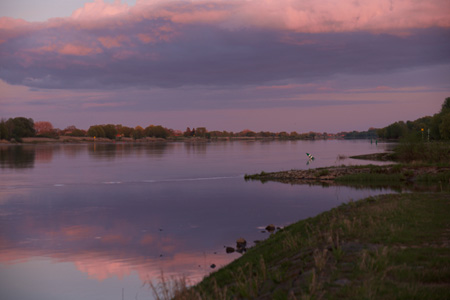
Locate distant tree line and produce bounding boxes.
[377,97,450,140]
[338,129,378,140]
[0,118,386,142]
[2,97,447,142]
[86,124,171,139]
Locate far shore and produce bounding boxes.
[0,136,366,145]
[1,136,206,144]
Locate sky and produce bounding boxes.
[0,0,449,132]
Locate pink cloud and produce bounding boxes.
[70,0,130,21]
[98,35,128,48]
[348,85,433,93]
[0,0,448,46]
[101,234,132,244]
[234,0,450,32]
[137,33,155,44]
[0,17,37,44]
[139,234,155,245]
[60,0,450,33]
[127,0,450,33]
[82,102,126,109]
[59,43,103,56]
[1,0,448,52]
[255,83,318,91]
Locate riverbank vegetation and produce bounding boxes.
[244,140,450,189]
[153,192,450,300]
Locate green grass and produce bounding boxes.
[335,172,405,183]
[393,140,450,164]
[416,171,450,183]
[167,192,450,299]
[316,168,330,177]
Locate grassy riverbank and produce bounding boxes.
[154,192,449,300]
[150,142,450,299]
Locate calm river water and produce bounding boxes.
[0,140,394,300]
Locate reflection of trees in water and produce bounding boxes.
[183,142,207,156]
[34,145,56,163]
[0,146,35,169]
[87,143,171,159]
[62,144,86,158]
[144,143,170,158]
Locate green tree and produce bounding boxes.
[0,120,8,140]
[102,124,118,139]
[441,97,450,113]
[71,129,86,137]
[87,125,105,138]
[145,125,169,138]
[429,113,442,140]
[5,117,36,140]
[132,126,145,139]
[385,121,407,139]
[439,113,450,140]
[195,127,207,138]
[376,128,386,139]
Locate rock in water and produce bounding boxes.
[236,238,247,253]
[225,246,235,253]
[265,224,276,233]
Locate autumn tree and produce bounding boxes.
[63,125,85,137]
[278,131,289,139]
[34,121,57,138]
[118,126,134,138]
[183,127,191,137]
[239,129,256,137]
